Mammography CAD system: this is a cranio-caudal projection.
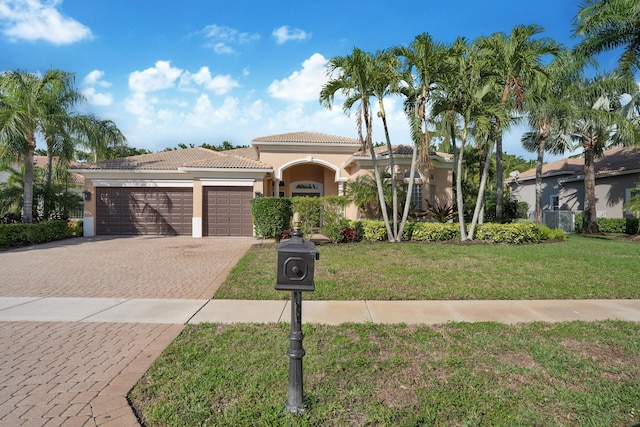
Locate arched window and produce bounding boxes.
[404,171,423,211]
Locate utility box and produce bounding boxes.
[275,231,319,292]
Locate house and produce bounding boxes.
[506,145,640,226]
[72,131,454,238]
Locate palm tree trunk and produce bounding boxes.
[582,141,599,234]
[468,143,494,239]
[456,132,467,240]
[495,130,504,223]
[398,143,418,241]
[22,138,36,223]
[380,106,398,240]
[534,134,547,226]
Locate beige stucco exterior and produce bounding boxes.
[74,132,454,237]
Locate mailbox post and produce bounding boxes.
[275,212,319,414]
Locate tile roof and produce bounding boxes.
[511,145,640,181]
[252,131,360,145]
[355,144,454,162]
[71,147,270,171]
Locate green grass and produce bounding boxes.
[129,320,640,426]
[215,234,640,300]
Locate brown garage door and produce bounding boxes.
[204,187,253,236]
[96,187,193,235]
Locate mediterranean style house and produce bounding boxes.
[72,131,454,237]
[506,145,640,224]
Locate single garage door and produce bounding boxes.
[204,187,253,236]
[96,187,193,235]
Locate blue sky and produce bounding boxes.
[0,0,623,160]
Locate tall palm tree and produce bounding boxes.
[432,39,502,240]
[573,0,640,75]
[0,69,72,223]
[476,25,560,222]
[521,49,585,224]
[320,48,396,241]
[394,33,447,239]
[566,73,638,233]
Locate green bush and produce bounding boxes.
[474,223,542,244]
[361,220,388,241]
[348,220,365,242]
[626,217,639,234]
[411,222,460,242]
[536,225,567,241]
[251,197,292,240]
[291,197,322,239]
[0,220,75,249]
[575,214,639,234]
[319,196,348,243]
[401,222,415,240]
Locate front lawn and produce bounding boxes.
[129,320,640,426]
[215,234,640,300]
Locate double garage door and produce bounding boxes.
[96,187,252,236]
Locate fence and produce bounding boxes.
[528,210,576,233]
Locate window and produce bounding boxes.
[411,184,423,211]
[550,194,559,211]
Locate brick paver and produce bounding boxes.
[0,236,254,426]
[0,236,255,299]
[0,322,183,426]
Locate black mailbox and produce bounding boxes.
[275,221,319,292]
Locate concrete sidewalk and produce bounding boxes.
[1,297,639,325]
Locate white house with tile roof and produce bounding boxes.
[73,131,453,237]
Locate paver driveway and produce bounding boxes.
[0,236,255,426]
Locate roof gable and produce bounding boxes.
[252,131,360,145]
[71,147,270,171]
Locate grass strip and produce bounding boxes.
[129,320,640,426]
[215,235,640,300]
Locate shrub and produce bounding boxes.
[536,225,567,241]
[575,214,639,234]
[319,196,348,243]
[0,220,74,250]
[475,223,542,244]
[411,222,460,242]
[401,222,415,240]
[626,217,639,234]
[361,220,388,241]
[291,197,322,239]
[348,220,364,242]
[251,197,292,240]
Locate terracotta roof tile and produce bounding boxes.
[224,146,260,161]
[511,145,640,181]
[183,151,271,169]
[252,131,360,145]
[355,145,454,161]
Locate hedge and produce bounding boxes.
[251,197,292,240]
[346,220,567,244]
[0,220,81,250]
[575,214,639,234]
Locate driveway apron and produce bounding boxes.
[0,236,254,426]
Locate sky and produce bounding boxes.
[0,0,626,161]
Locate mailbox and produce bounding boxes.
[275,215,319,292]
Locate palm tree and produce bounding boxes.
[320,48,396,241]
[394,33,447,239]
[521,49,585,225]
[566,73,638,233]
[573,0,640,75]
[476,25,560,223]
[73,115,127,162]
[0,69,73,223]
[432,38,502,240]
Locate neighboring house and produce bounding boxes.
[506,145,640,226]
[72,131,454,238]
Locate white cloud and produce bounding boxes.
[272,25,310,45]
[180,66,239,95]
[0,0,92,44]
[268,53,328,102]
[83,70,110,87]
[129,61,183,93]
[80,69,113,106]
[187,94,240,127]
[81,87,113,106]
[201,24,259,54]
